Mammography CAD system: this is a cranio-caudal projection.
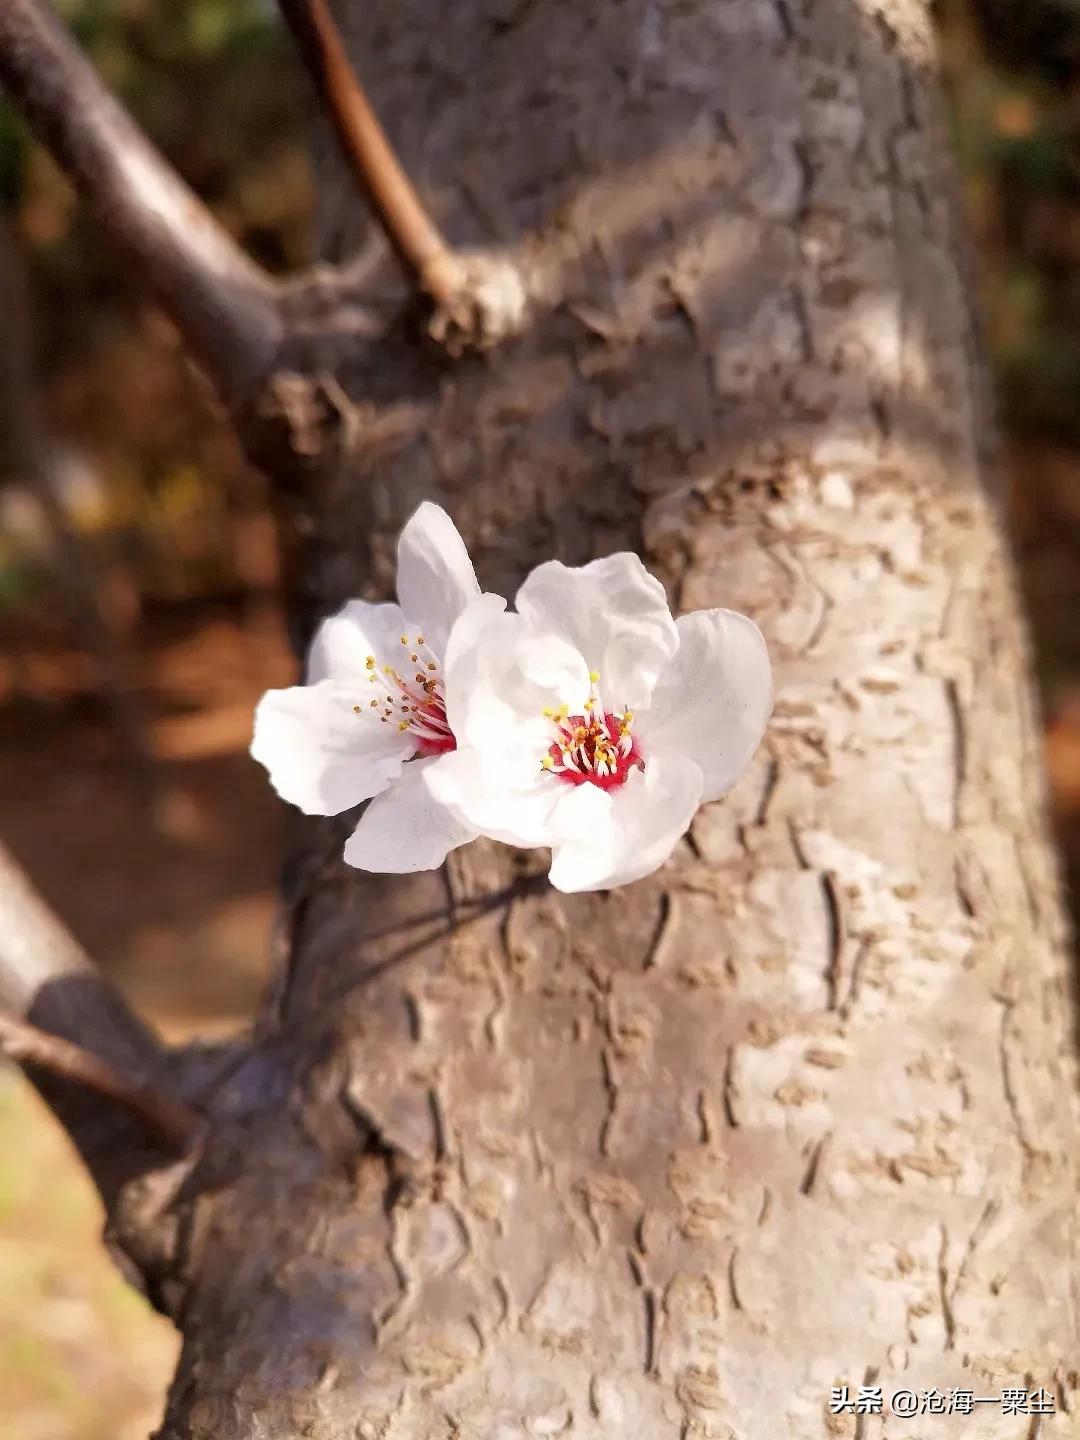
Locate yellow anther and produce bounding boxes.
[365,655,376,669]
[541,756,554,770]
[623,709,634,725]
[398,720,411,731]
[583,698,594,711]
[542,706,554,718]
[589,670,600,684]
[400,636,409,645]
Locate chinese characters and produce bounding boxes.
[829,1385,1056,1418]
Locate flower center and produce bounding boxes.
[539,670,643,790]
[352,633,456,756]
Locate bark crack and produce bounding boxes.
[643,891,675,971]
[821,873,844,1012]
[727,1247,744,1313]
[997,999,1038,1170]
[599,1047,621,1157]
[937,1222,957,1352]
[799,1132,831,1197]
[944,676,967,830]
[722,1046,740,1129]
[944,1197,1000,1351]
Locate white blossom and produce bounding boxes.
[250,502,502,872]
[252,506,772,892]
[427,552,773,892]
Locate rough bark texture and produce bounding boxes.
[144,1,1080,1435]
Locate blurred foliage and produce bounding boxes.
[52,0,309,271]
[0,0,308,615]
[940,0,1080,442]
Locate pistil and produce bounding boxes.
[540,670,643,790]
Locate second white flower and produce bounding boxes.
[427,552,773,892]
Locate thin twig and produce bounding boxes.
[0,1013,200,1154]
[0,0,282,403]
[277,0,461,306]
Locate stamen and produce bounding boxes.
[350,636,455,757]
[539,671,644,792]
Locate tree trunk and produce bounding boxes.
[150,1,1080,1435]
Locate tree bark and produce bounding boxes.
[17,0,1080,1436]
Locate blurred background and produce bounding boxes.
[0,1,1077,1434]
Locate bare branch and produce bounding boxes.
[0,842,193,1198]
[277,0,461,307]
[0,841,127,1017]
[0,1013,199,1153]
[0,0,283,403]
[275,0,527,350]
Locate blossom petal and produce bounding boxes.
[435,597,586,847]
[514,552,678,709]
[396,502,481,657]
[637,609,772,802]
[425,746,567,848]
[443,603,587,790]
[307,600,409,685]
[343,757,478,873]
[547,755,704,893]
[251,680,414,815]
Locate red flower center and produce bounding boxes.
[544,710,644,790]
